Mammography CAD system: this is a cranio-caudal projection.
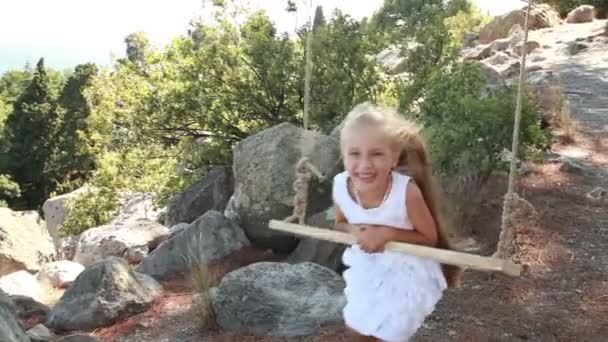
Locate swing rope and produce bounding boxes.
[494,0,533,259]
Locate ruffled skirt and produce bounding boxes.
[342,245,447,342]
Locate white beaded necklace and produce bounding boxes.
[353,172,393,210]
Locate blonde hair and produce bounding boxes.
[340,102,462,288]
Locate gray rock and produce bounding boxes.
[0,289,29,342]
[165,166,233,227]
[566,5,596,24]
[231,122,341,252]
[288,208,345,272]
[73,220,169,266]
[462,32,478,48]
[109,192,164,226]
[27,324,55,342]
[0,208,56,277]
[567,41,589,55]
[560,157,596,176]
[9,295,50,326]
[210,262,346,336]
[513,41,541,56]
[478,4,561,44]
[46,257,161,332]
[168,223,189,239]
[136,210,250,280]
[463,44,492,61]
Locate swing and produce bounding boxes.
[268,1,536,278]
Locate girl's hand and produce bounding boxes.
[356,226,393,253]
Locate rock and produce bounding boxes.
[124,246,148,264]
[58,236,79,261]
[507,24,525,46]
[463,44,492,61]
[42,186,91,246]
[288,208,345,272]
[488,51,514,65]
[472,62,506,96]
[560,158,595,176]
[9,295,50,329]
[499,61,521,79]
[0,289,29,342]
[136,210,250,280]
[168,223,189,239]
[46,257,161,332]
[210,262,346,336]
[586,187,607,203]
[56,335,101,342]
[513,41,541,56]
[73,220,169,267]
[375,46,407,75]
[566,5,596,24]
[567,41,589,55]
[164,166,233,227]
[479,4,561,44]
[231,122,341,252]
[463,32,478,48]
[27,324,55,342]
[0,208,56,277]
[36,261,84,288]
[490,38,511,52]
[109,192,164,226]
[0,270,42,301]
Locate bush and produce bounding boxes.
[0,174,21,207]
[61,187,120,236]
[413,62,549,233]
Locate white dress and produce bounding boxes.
[333,171,447,342]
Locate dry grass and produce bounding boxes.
[38,278,65,307]
[540,79,578,144]
[181,231,223,330]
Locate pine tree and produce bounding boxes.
[54,63,99,192]
[4,58,61,208]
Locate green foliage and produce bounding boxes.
[444,1,491,47]
[2,58,62,208]
[60,187,119,236]
[0,174,20,207]
[418,62,549,181]
[306,10,385,133]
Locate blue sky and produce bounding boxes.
[0,0,526,74]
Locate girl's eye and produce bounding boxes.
[348,151,360,156]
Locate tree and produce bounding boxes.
[2,58,61,208]
[53,63,100,192]
[313,5,326,31]
[124,32,150,67]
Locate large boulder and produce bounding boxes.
[27,324,55,342]
[479,4,561,44]
[210,262,345,336]
[136,210,250,280]
[42,186,91,246]
[73,220,169,266]
[0,289,29,342]
[164,166,233,227]
[36,261,84,288]
[0,270,42,301]
[566,5,596,24]
[109,192,164,226]
[0,208,56,276]
[10,295,50,329]
[287,207,345,272]
[231,122,342,252]
[46,257,161,332]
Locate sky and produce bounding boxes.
[0,0,527,74]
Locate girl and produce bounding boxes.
[333,103,460,342]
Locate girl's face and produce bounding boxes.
[341,124,399,194]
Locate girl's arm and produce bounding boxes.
[357,182,438,252]
[335,201,365,235]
